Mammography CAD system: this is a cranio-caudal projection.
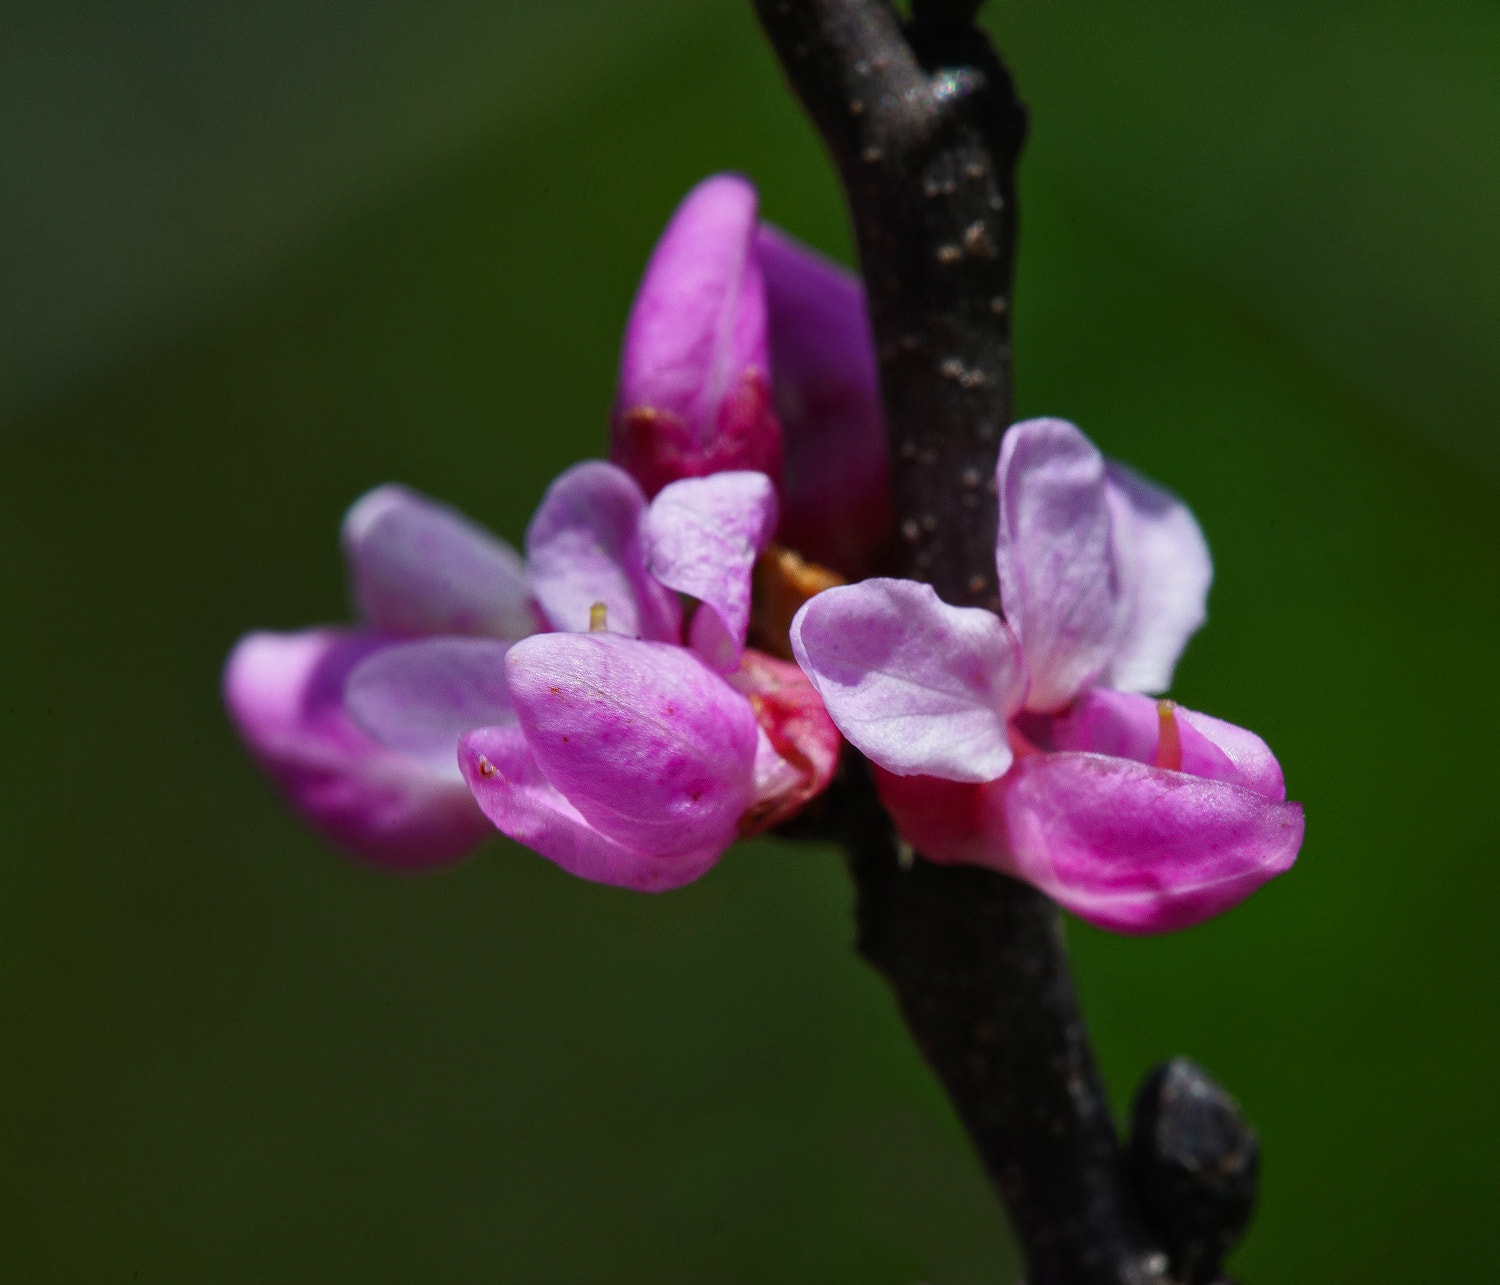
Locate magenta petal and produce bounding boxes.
[1044,688,1282,798]
[344,637,515,778]
[729,649,843,834]
[504,632,758,861]
[458,726,719,891]
[790,579,1024,782]
[1178,708,1286,801]
[996,418,1125,712]
[644,471,778,671]
[1103,462,1212,694]
[612,175,782,497]
[525,460,681,641]
[995,753,1304,933]
[223,629,491,869]
[342,484,536,639]
[756,225,892,578]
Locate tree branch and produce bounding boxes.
[754,3,1256,1282]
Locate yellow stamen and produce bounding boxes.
[1153,699,1182,772]
[589,601,608,633]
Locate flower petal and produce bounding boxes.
[644,471,778,671]
[525,460,681,641]
[458,725,720,891]
[790,578,1024,782]
[342,484,536,638]
[728,648,843,834]
[503,632,758,861]
[1177,707,1286,801]
[995,418,1125,712]
[1103,461,1212,694]
[755,225,892,578]
[223,629,491,868]
[993,753,1304,933]
[612,174,782,497]
[343,637,515,779]
[872,767,991,865]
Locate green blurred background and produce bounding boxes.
[3,1,1497,1279]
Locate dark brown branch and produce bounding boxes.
[755,3,1256,1282]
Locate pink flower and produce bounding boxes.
[790,418,1303,933]
[226,464,839,888]
[454,461,838,890]
[612,173,891,579]
[223,485,535,868]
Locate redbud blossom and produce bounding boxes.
[791,418,1303,933]
[612,174,891,579]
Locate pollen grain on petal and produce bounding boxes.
[477,755,499,779]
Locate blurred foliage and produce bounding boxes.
[2,2,1497,1281]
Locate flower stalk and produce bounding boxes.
[752,1,1254,1280]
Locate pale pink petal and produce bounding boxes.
[644,471,779,672]
[342,484,536,639]
[504,632,758,861]
[223,628,491,869]
[524,460,680,641]
[458,725,719,892]
[343,637,515,779]
[755,225,892,578]
[995,418,1125,712]
[612,175,782,497]
[790,579,1024,782]
[994,753,1303,933]
[728,648,843,834]
[1103,462,1212,694]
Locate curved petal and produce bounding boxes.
[612,174,782,497]
[223,629,491,869]
[728,649,843,835]
[994,753,1303,933]
[1177,707,1286,801]
[995,418,1125,712]
[790,579,1024,782]
[525,460,680,641]
[504,632,758,861]
[645,471,779,671]
[341,484,536,638]
[344,637,515,779]
[1103,461,1212,694]
[458,725,720,892]
[756,225,891,578]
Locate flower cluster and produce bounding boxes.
[225,172,1302,930]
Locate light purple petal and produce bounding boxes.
[756,225,891,578]
[612,175,782,497]
[223,628,491,868]
[342,484,536,638]
[525,460,681,641]
[789,578,1024,782]
[993,753,1304,933]
[644,471,778,671]
[344,637,515,779]
[504,632,758,860]
[995,418,1125,712]
[458,725,720,892]
[1103,461,1212,694]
